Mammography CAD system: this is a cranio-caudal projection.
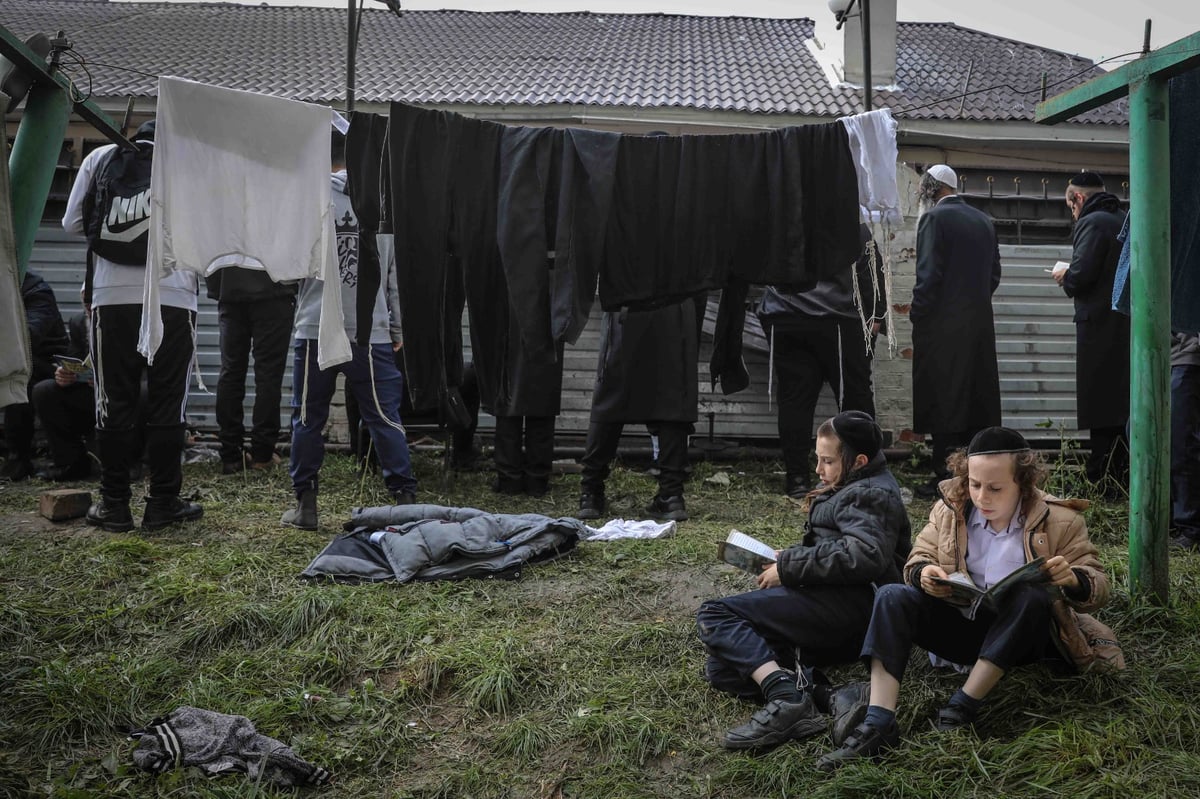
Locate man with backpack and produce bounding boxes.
[61,119,203,532]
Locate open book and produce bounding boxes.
[717,529,777,575]
[53,354,93,383]
[930,556,1048,617]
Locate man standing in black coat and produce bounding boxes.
[909,165,1002,496]
[1056,171,1129,487]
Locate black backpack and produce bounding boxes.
[82,142,154,265]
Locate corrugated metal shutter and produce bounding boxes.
[994,244,1080,441]
[31,230,1083,445]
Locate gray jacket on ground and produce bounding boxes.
[301,504,583,582]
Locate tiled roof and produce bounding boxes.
[0,1,1125,125]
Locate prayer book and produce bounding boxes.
[717,529,777,575]
[53,354,93,383]
[930,556,1048,618]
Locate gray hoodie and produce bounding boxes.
[1172,332,1200,368]
[293,171,401,345]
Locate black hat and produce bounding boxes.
[967,426,1030,456]
[134,119,156,141]
[1068,171,1104,189]
[830,411,883,459]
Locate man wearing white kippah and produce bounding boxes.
[909,165,1003,499]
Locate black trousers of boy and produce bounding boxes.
[493,415,556,495]
[31,379,95,471]
[214,296,294,466]
[773,317,875,484]
[862,582,1056,683]
[90,304,194,504]
[697,583,876,699]
[580,420,690,499]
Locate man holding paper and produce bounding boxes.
[1057,172,1129,490]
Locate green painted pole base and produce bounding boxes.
[1127,75,1171,604]
[7,78,70,281]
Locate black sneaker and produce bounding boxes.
[577,492,605,521]
[36,459,93,482]
[393,490,417,506]
[829,682,870,747]
[141,496,204,531]
[491,476,523,495]
[0,458,33,482]
[1170,533,1200,552]
[646,494,688,521]
[721,693,826,751]
[934,703,978,732]
[85,498,135,533]
[816,721,900,771]
[784,474,811,499]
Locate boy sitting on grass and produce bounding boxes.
[818,426,1115,770]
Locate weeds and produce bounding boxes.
[0,448,1195,798]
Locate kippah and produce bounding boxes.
[1068,171,1104,188]
[967,426,1030,456]
[830,410,883,460]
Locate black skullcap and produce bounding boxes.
[134,119,156,141]
[967,426,1030,456]
[1068,171,1104,189]
[830,411,883,459]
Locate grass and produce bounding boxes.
[1,446,1198,798]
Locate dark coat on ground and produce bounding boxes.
[909,196,1002,434]
[589,295,703,424]
[776,453,913,587]
[1062,191,1129,430]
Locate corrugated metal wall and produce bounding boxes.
[31,228,1081,445]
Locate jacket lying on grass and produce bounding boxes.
[301,503,584,582]
[130,706,331,787]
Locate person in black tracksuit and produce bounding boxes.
[31,312,95,481]
[756,223,885,498]
[206,267,297,473]
[696,411,911,752]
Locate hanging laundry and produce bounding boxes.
[0,141,32,408]
[141,76,350,368]
[841,109,902,226]
[1170,69,1200,334]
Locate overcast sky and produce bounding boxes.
[124,0,1199,65]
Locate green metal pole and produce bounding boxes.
[7,77,69,280]
[1126,74,1171,604]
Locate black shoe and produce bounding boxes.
[784,474,811,499]
[934,703,978,732]
[36,460,93,482]
[816,721,899,771]
[220,452,250,475]
[721,693,826,751]
[393,490,417,505]
[449,450,482,472]
[829,682,870,747]
[141,496,204,531]
[646,494,688,522]
[0,458,33,482]
[85,498,135,533]
[491,476,523,495]
[577,492,605,520]
[1170,533,1200,552]
[523,475,550,497]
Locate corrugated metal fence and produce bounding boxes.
[30,229,1082,445]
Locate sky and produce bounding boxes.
[123,0,1200,66]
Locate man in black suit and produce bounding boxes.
[1056,171,1129,488]
[909,165,1002,496]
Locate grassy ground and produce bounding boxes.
[1,447,1198,798]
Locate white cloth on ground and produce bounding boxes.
[840,109,901,226]
[582,518,677,541]
[140,76,349,368]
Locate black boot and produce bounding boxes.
[95,427,137,527]
[577,491,606,521]
[646,494,688,522]
[86,497,134,533]
[281,490,318,530]
[142,495,204,531]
